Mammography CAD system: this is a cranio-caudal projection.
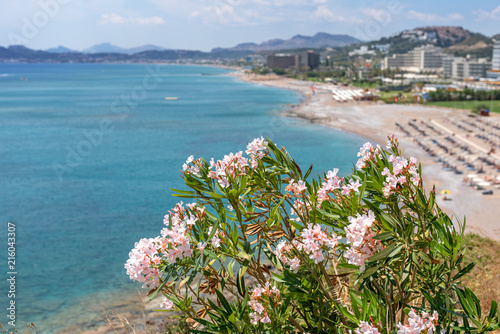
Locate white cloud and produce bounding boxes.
[311,5,346,22]
[407,10,464,22]
[189,3,279,25]
[473,6,500,21]
[310,5,363,24]
[99,13,165,25]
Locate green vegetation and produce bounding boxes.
[271,68,286,75]
[378,91,414,103]
[462,234,500,315]
[428,89,500,102]
[427,100,500,113]
[250,66,271,75]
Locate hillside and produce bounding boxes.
[212,32,361,52]
[82,43,166,54]
[361,26,494,58]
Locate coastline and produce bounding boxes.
[231,70,500,241]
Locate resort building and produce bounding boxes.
[493,40,500,70]
[443,57,491,80]
[382,45,445,73]
[487,40,500,80]
[349,45,376,57]
[267,51,320,70]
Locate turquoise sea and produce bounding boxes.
[0,64,367,332]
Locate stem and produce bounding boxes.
[288,315,306,333]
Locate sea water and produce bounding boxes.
[0,64,367,332]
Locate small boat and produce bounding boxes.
[165,97,178,101]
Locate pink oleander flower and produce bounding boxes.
[396,309,444,334]
[274,224,338,270]
[317,168,342,204]
[197,242,206,254]
[125,237,163,288]
[260,314,271,324]
[208,151,249,188]
[381,155,421,198]
[356,142,382,170]
[160,297,174,310]
[289,257,301,273]
[126,202,207,288]
[350,321,381,334]
[246,137,268,159]
[248,282,281,326]
[341,179,362,196]
[182,155,201,175]
[207,226,224,249]
[344,210,383,271]
[285,178,307,196]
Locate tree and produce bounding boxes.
[126,136,499,333]
[272,68,286,75]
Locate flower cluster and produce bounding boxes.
[317,168,342,204]
[351,309,444,334]
[161,202,204,264]
[356,142,382,170]
[381,155,420,197]
[350,321,381,334]
[160,297,174,310]
[285,178,307,196]
[125,202,205,288]
[397,309,444,334]
[248,283,281,325]
[207,226,224,248]
[296,224,338,264]
[125,237,163,288]
[341,179,362,196]
[246,137,268,160]
[274,241,301,272]
[275,224,338,271]
[207,151,249,188]
[182,155,200,175]
[344,210,383,271]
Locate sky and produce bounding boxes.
[0,0,499,51]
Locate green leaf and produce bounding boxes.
[488,300,498,319]
[236,268,246,297]
[369,242,397,262]
[215,289,232,314]
[373,231,393,241]
[452,262,475,281]
[337,263,359,270]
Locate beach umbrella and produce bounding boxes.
[440,189,451,195]
[478,181,491,187]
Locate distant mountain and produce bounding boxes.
[125,44,166,54]
[212,32,361,52]
[493,33,500,41]
[82,43,165,54]
[83,43,127,54]
[46,46,77,53]
[0,45,250,63]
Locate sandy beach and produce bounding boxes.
[235,71,500,241]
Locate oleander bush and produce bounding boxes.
[125,136,499,333]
